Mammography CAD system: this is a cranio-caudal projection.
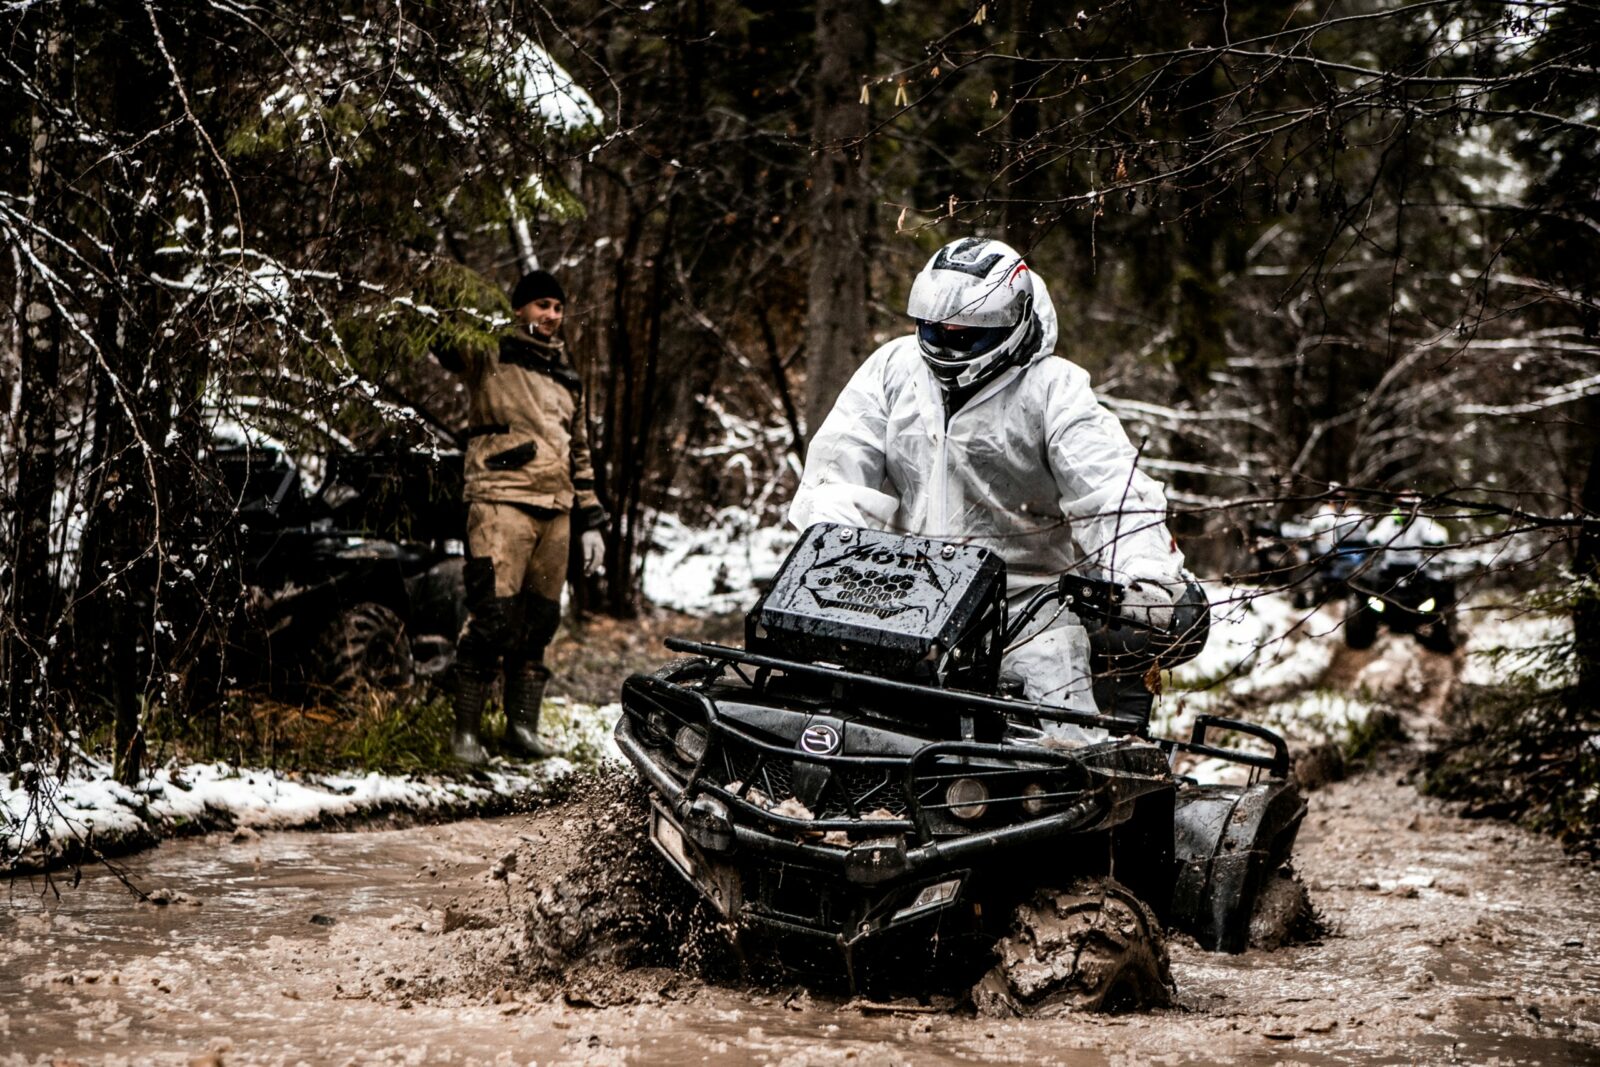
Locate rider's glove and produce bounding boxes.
[581,529,606,577]
[1122,579,1177,631]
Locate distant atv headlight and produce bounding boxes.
[1418,596,1437,613]
[945,777,989,820]
[1368,597,1386,613]
[673,725,708,765]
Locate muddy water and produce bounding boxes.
[5,634,1600,1066]
[3,763,1596,1067]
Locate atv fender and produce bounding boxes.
[1170,779,1307,952]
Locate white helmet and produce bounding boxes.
[907,237,1044,390]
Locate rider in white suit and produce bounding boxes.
[790,238,1186,731]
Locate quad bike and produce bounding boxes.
[216,446,468,697]
[1343,559,1459,654]
[1248,521,1315,601]
[615,523,1309,1011]
[1289,536,1375,612]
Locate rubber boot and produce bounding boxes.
[450,668,491,765]
[504,662,556,759]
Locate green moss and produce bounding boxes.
[1342,706,1405,766]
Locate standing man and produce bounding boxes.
[436,269,607,764]
[1306,488,1371,590]
[790,237,1188,733]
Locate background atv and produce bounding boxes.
[216,446,467,700]
[615,523,1309,1011]
[1343,559,1460,653]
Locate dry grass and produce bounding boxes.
[544,607,745,705]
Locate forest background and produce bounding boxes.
[1,0,1596,840]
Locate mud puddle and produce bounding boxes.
[4,639,1598,1065]
[4,763,1596,1066]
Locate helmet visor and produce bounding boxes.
[917,320,1010,357]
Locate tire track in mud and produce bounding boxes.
[6,630,1596,1065]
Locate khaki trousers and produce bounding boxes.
[457,502,569,670]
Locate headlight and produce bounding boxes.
[891,877,963,922]
[1021,782,1048,815]
[673,725,708,765]
[1367,597,1386,613]
[1418,597,1436,613]
[945,777,989,820]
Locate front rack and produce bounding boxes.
[656,639,1296,781]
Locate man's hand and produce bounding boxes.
[581,529,606,577]
[1122,579,1177,631]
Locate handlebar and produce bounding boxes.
[1002,573,1133,647]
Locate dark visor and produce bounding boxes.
[916,320,1009,356]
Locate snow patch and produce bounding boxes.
[1172,582,1341,698]
[640,512,797,615]
[507,41,603,132]
[2,704,624,872]
[1460,603,1572,688]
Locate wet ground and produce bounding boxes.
[4,644,1598,1066]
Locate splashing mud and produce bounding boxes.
[3,640,1598,1064]
[367,766,736,1008]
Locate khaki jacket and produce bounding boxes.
[440,329,607,531]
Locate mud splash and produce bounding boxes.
[3,756,1598,1065]
[3,637,1599,1065]
[363,766,734,1008]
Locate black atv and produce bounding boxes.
[615,523,1309,1011]
[1343,558,1460,654]
[216,446,468,698]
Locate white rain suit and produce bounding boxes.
[1306,503,1367,558]
[789,272,1184,718]
[1363,510,1448,569]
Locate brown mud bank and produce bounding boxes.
[4,747,1597,1066]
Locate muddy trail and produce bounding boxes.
[4,636,1598,1066]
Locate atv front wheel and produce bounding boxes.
[1415,611,1459,654]
[972,879,1172,1016]
[312,602,415,695]
[1247,864,1318,950]
[1343,597,1379,650]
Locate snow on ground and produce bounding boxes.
[1158,584,1377,785]
[1459,599,1572,687]
[2,703,623,874]
[1172,581,1343,699]
[639,511,798,615]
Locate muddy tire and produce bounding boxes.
[972,879,1173,1016]
[1248,865,1318,950]
[1415,611,1459,654]
[312,602,414,694]
[1343,597,1379,650]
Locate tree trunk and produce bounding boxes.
[1572,391,1600,719]
[802,0,874,446]
[3,5,67,776]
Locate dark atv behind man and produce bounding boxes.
[216,445,467,700]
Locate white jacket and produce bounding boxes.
[1306,503,1367,557]
[1363,511,1448,569]
[790,277,1183,592]
[789,275,1183,723]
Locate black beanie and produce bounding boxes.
[511,269,565,310]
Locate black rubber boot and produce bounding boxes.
[504,662,556,759]
[450,668,492,765]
